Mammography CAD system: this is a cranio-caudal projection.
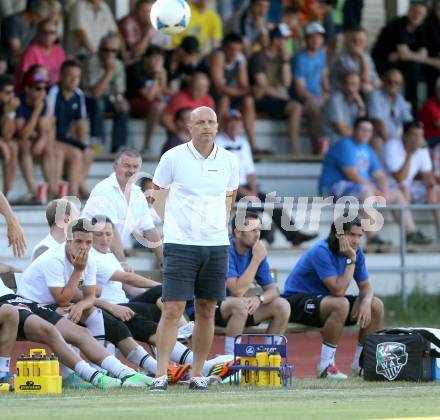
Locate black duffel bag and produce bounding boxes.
[362,328,440,381]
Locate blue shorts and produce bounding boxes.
[162,243,229,302]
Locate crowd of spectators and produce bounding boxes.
[0,0,440,222]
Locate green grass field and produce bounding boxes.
[1,379,440,419]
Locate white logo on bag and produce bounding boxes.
[376,342,408,381]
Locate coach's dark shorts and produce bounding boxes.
[284,293,358,328]
[162,243,229,302]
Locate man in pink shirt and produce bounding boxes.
[17,18,65,90]
[161,72,215,134]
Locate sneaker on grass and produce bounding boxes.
[167,363,190,384]
[95,374,122,389]
[63,373,93,389]
[122,372,151,387]
[188,376,210,390]
[151,374,168,391]
[317,364,348,379]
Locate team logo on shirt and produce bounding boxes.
[376,342,408,380]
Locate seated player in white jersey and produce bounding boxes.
[0,279,124,389]
[31,198,79,262]
[17,218,154,387]
[31,201,194,383]
[91,216,236,382]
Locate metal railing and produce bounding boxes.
[234,201,440,308]
[7,202,440,308]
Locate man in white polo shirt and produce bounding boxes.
[152,106,239,390]
[32,198,80,261]
[82,148,162,270]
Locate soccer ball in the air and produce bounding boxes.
[150,0,191,35]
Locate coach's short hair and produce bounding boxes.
[231,211,261,236]
[114,147,142,165]
[46,199,78,227]
[327,216,362,254]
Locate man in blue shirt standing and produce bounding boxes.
[218,211,290,355]
[319,117,429,247]
[282,217,384,379]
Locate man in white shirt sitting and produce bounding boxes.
[0,279,123,389]
[17,218,153,387]
[82,148,163,270]
[32,198,80,261]
[215,109,317,246]
[382,121,440,242]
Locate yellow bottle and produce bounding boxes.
[38,357,52,377]
[240,357,256,386]
[16,355,26,377]
[255,349,269,387]
[27,356,35,377]
[269,351,282,387]
[49,354,59,376]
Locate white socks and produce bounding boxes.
[74,360,101,385]
[101,355,136,379]
[84,309,106,346]
[352,344,363,370]
[225,336,235,355]
[0,356,10,378]
[319,342,337,372]
[127,345,157,374]
[171,341,193,365]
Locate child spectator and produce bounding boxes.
[160,107,191,155]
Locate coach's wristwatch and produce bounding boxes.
[258,294,265,304]
[346,258,355,266]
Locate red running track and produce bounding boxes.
[12,332,358,378]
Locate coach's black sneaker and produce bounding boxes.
[150,375,168,391]
[188,376,209,390]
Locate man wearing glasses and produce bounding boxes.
[83,34,128,153]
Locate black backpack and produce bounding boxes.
[362,328,440,381]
